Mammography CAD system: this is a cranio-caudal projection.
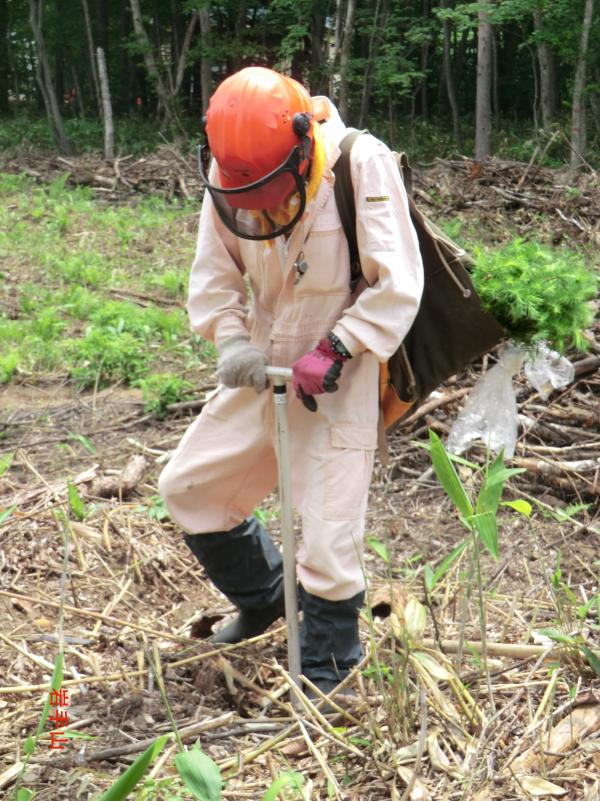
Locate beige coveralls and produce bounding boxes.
[159,99,424,601]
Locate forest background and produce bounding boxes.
[1,0,599,171]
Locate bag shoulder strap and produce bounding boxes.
[333,130,414,290]
[333,128,364,291]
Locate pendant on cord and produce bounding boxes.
[294,251,309,285]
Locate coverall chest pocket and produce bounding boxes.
[297,212,350,296]
[323,424,377,521]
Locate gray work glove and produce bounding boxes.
[216,335,268,393]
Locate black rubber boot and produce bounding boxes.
[299,585,364,695]
[184,518,285,644]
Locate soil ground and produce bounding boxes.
[0,151,599,800]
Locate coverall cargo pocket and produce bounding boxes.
[323,425,377,521]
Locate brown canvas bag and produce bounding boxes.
[333,130,505,429]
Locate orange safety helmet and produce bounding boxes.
[199,66,315,240]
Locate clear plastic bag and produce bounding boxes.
[447,344,526,458]
[447,342,575,458]
[524,344,575,400]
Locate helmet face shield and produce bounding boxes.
[198,144,307,241]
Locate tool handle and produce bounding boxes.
[265,366,293,383]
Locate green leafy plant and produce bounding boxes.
[0,452,14,477]
[425,431,532,687]
[471,239,597,353]
[13,652,64,800]
[140,495,170,522]
[260,771,305,801]
[67,481,87,521]
[367,535,391,565]
[253,506,277,526]
[535,628,600,677]
[174,745,222,800]
[67,329,151,388]
[96,735,170,801]
[136,373,195,417]
[0,350,19,383]
[536,551,600,676]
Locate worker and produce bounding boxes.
[158,66,423,695]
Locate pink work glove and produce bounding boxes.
[292,335,352,412]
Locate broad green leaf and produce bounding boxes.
[261,771,305,801]
[0,452,14,477]
[483,467,527,487]
[501,499,532,518]
[534,628,575,646]
[97,735,168,801]
[24,736,35,756]
[175,746,222,801]
[0,505,15,524]
[67,481,86,522]
[470,511,499,559]
[16,789,34,801]
[412,440,479,469]
[59,730,97,740]
[428,430,473,518]
[552,503,590,522]
[425,539,469,592]
[68,432,97,454]
[579,644,600,677]
[367,536,390,564]
[423,564,434,593]
[476,453,526,516]
[476,451,506,515]
[349,736,372,747]
[36,652,64,739]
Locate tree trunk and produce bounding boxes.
[533,7,557,131]
[128,0,180,129]
[71,65,85,117]
[441,0,462,150]
[419,0,430,120]
[570,0,595,177]
[28,0,71,154]
[232,1,246,72]
[199,3,212,116]
[475,0,493,161]
[358,0,382,127]
[6,10,21,109]
[329,0,344,98]
[310,10,325,94]
[0,0,9,113]
[96,47,114,160]
[81,0,102,117]
[491,25,499,123]
[590,68,600,139]
[388,92,396,146]
[338,0,356,122]
[174,10,199,95]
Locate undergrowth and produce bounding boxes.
[0,171,596,397]
[1,112,597,168]
[0,173,208,392]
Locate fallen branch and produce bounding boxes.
[512,456,600,475]
[421,638,600,662]
[90,454,147,498]
[401,387,471,426]
[87,712,235,761]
